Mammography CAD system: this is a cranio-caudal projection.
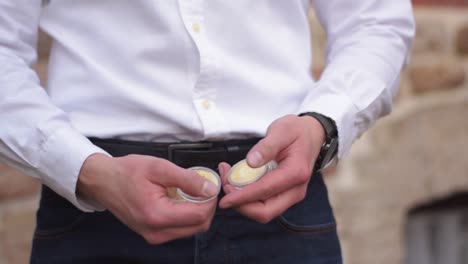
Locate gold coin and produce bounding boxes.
[176,167,221,203]
[228,159,267,185]
[192,169,219,186]
[167,187,183,201]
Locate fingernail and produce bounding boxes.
[247,151,263,167]
[202,181,218,197]
[218,165,224,176]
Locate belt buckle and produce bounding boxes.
[167,142,214,161]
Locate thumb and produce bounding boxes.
[149,159,219,198]
[174,169,219,198]
[246,120,296,168]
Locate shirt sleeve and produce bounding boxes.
[297,0,415,158]
[0,1,108,212]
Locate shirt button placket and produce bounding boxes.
[180,0,222,138]
[192,22,200,33]
[202,99,211,110]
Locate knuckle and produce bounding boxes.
[149,215,163,227]
[296,166,311,183]
[152,237,167,245]
[129,154,142,159]
[150,159,168,176]
[141,207,162,227]
[259,139,276,155]
[192,210,208,224]
[256,213,274,224]
[124,154,139,160]
[200,222,211,233]
[293,185,308,204]
[276,115,295,126]
[297,190,307,202]
[260,184,276,199]
[143,233,165,245]
[142,234,152,244]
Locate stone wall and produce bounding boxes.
[0,31,50,264]
[1,5,467,264]
[314,7,468,264]
[413,0,468,6]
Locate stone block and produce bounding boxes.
[312,65,324,80]
[328,98,468,264]
[456,24,468,56]
[2,200,39,264]
[414,0,468,7]
[34,60,49,86]
[35,30,50,87]
[0,163,40,201]
[0,211,4,264]
[413,20,449,55]
[37,30,52,61]
[308,9,327,66]
[409,58,466,94]
[394,72,413,101]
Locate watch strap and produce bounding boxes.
[298,112,338,172]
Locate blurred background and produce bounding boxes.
[1,1,468,263]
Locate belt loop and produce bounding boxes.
[226,145,240,152]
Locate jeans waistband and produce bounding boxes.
[88,137,261,169]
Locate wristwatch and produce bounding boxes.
[298,112,339,172]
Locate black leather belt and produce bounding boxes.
[88,137,261,170]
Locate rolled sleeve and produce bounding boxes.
[0,1,108,212]
[299,0,415,158]
[297,68,388,158]
[38,127,109,212]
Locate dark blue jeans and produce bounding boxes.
[30,172,342,264]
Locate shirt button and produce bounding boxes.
[192,23,200,33]
[202,99,211,110]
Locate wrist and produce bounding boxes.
[299,115,326,147]
[77,153,114,204]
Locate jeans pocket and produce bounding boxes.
[276,216,336,234]
[33,186,88,239]
[276,172,337,234]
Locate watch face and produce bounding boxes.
[320,138,338,170]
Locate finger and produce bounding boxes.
[222,181,237,195]
[148,159,219,198]
[246,119,297,168]
[234,184,307,224]
[219,157,311,208]
[218,162,231,186]
[149,194,217,228]
[143,198,217,244]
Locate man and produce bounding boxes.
[0,1,414,263]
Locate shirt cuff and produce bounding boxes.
[38,126,110,212]
[297,67,387,159]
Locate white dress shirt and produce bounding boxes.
[0,0,414,211]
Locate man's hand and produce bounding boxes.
[77,153,219,245]
[218,114,325,223]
